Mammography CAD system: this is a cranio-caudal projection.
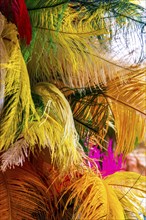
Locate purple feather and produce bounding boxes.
[88,140,125,177]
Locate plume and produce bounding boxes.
[0,161,50,220]
[105,172,146,219]
[89,140,124,177]
[65,70,146,155]
[21,0,146,87]
[0,138,29,172]
[63,170,125,220]
[0,15,38,151]
[22,82,84,173]
[0,13,8,113]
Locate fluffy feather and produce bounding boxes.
[64,170,125,220]
[105,172,146,219]
[0,138,29,172]
[0,15,38,151]
[64,70,146,155]
[22,83,84,173]
[0,13,8,113]
[22,0,146,88]
[0,161,50,220]
[106,73,146,154]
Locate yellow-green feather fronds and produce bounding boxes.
[64,70,146,156]
[0,14,38,151]
[22,0,146,88]
[0,13,8,113]
[0,14,83,173]
[22,83,84,172]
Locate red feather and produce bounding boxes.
[0,0,32,44]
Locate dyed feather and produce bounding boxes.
[22,83,84,173]
[64,170,125,220]
[0,15,38,151]
[89,140,124,177]
[106,73,146,155]
[67,86,110,145]
[0,161,50,219]
[105,172,146,219]
[22,0,146,88]
[64,70,146,156]
[0,13,8,113]
[0,138,29,172]
[0,0,32,44]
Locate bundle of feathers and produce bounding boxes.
[0,0,146,219]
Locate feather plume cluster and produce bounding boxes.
[0,0,146,219]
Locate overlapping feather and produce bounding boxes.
[22,0,146,88]
[0,13,8,113]
[66,86,110,146]
[22,83,83,172]
[63,170,125,220]
[0,161,50,220]
[0,14,38,151]
[106,73,146,154]
[64,70,146,155]
[105,172,146,219]
[0,14,83,172]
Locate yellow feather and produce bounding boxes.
[106,73,146,155]
[64,170,125,220]
[0,13,8,113]
[0,15,38,151]
[25,4,133,89]
[22,83,84,173]
[105,172,146,219]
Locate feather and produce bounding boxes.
[22,82,84,173]
[66,86,110,145]
[0,13,8,113]
[0,17,84,174]
[22,0,146,88]
[88,140,124,177]
[64,170,125,220]
[0,161,50,220]
[106,73,146,155]
[64,70,146,156]
[0,16,38,151]
[105,172,146,219]
[0,0,32,44]
[0,137,29,172]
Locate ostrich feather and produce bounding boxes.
[64,170,125,220]
[0,13,8,113]
[64,71,146,155]
[0,15,84,173]
[0,138,29,172]
[106,73,146,155]
[0,0,32,44]
[0,161,50,220]
[22,83,84,173]
[0,15,38,151]
[21,0,146,88]
[105,172,146,219]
